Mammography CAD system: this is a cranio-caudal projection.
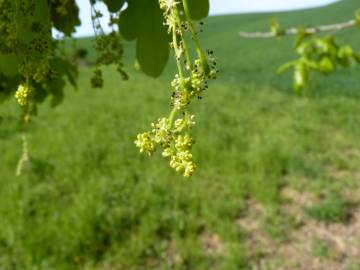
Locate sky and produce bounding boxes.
[74,0,340,37]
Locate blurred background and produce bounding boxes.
[73,0,340,37]
[1,0,360,269]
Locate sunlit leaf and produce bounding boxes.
[318,57,335,73]
[120,0,169,77]
[186,0,209,20]
[119,1,142,40]
[293,62,308,94]
[277,61,295,74]
[136,0,169,77]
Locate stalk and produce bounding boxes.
[174,6,194,71]
[181,0,210,74]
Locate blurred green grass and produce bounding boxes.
[1,0,360,269]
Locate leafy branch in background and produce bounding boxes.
[239,17,358,38]
[240,10,360,94]
[277,36,360,94]
[89,1,128,88]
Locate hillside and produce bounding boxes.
[78,0,360,96]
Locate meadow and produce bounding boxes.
[0,0,360,269]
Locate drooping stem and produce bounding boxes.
[174,6,194,71]
[181,0,210,74]
[168,107,177,128]
[168,7,186,127]
[16,133,29,176]
[172,27,186,83]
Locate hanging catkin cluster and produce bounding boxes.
[135,0,218,177]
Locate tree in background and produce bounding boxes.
[240,10,360,94]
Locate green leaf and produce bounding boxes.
[14,0,51,43]
[318,57,335,74]
[103,0,126,13]
[33,58,78,107]
[296,41,311,56]
[314,37,337,57]
[51,0,81,36]
[338,45,354,60]
[270,17,283,36]
[337,46,356,67]
[355,10,360,26]
[51,58,78,88]
[0,74,18,102]
[135,0,169,77]
[277,61,295,74]
[293,62,308,94]
[0,54,21,77]
[186,0,210,20]
[119,1,143,40]
[294,27,308,48]
[303,58,319,70]
[119,0,169,77]
[136,32,169,78]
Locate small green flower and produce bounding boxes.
[169,150,196,177]
[175,134,193,150]
[134,132,156,156]
[183,161,196,177]
[162,147,174,157]
[151,118,171,144]
[174,114,195,131]
[15,84,32,107]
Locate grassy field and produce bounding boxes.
[1,0,360,269]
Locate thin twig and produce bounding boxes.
[16,134,29,177]
[239,19,357,38]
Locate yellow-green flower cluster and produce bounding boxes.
[15,84,32,107]
[170,54,218,110]
[135,114,196,177]
[134,132,156,156]
[134,0,218,177]
[169,134,195,177]
[159,0,179,32]
[151,117,171,144]
[174,114,195,131]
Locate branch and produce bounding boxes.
[239,19,357,38]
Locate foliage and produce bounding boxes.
[76,47,88,59]
[240,8,360,94]
[0,0,79,117]
[278,36,360,95]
